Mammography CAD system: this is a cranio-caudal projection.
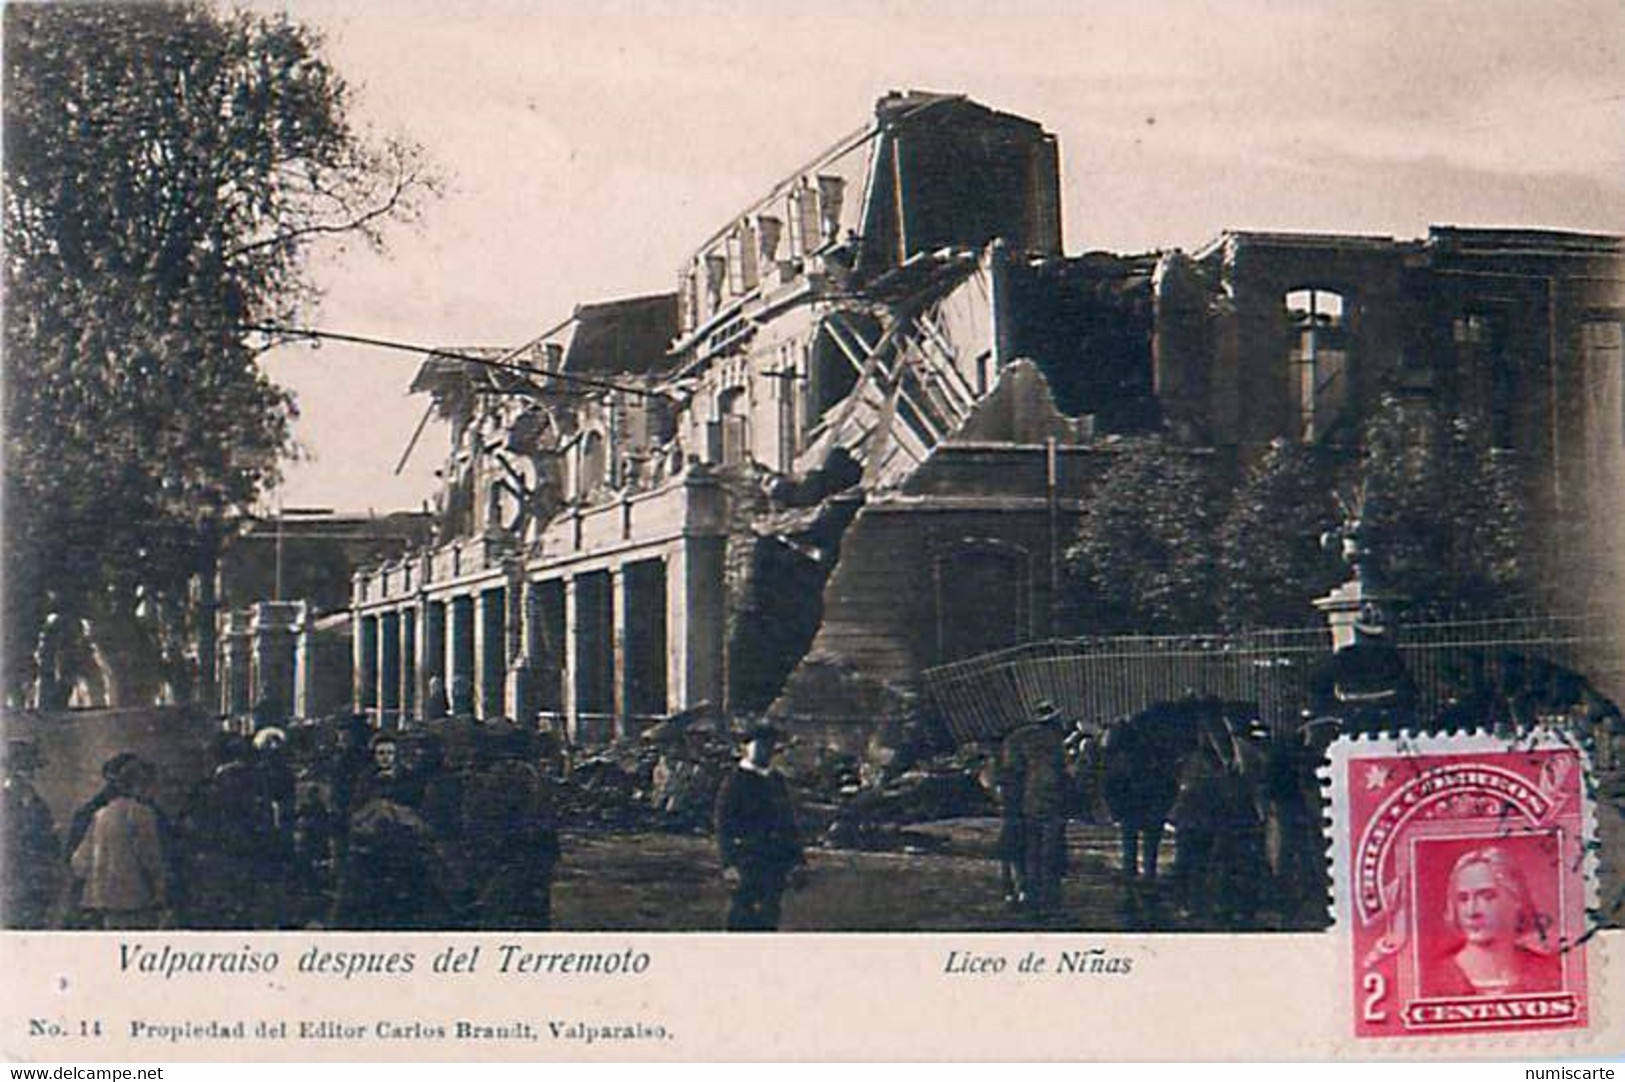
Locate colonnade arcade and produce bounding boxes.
[352,534,723,744]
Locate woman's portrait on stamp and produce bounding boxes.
[1420,842,1564,998]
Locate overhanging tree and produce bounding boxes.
[1215,438,1343,630]
[1354,393,1537,619]
[1061,396,1537,640]
[3,2,436,706]
[1064,438,1222,634]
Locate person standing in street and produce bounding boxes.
[2,739,62,928]
[999,700,1069,917]
[179,731,264,928]
[70,754,170,929]
[1310,604,1418,736]
[714,722,803,931]
[330,731,444,929]
[461,724,560,930]
[993,740,1026,908]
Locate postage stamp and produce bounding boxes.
[1325,730,1595,1041]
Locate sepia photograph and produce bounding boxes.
[1,0,1622,1062]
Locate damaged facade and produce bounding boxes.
[208,511,434,722]
[1155,227,1624,472]
[346,91,1624,743]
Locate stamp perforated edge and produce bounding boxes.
[1312,726,1609,1057]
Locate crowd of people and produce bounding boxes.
[2,718,562,932]
[0,710,818,934]
[996,697,1323,929]
[3,631,1618,934]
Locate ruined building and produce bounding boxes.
[346,92,1623,743]
[207,510,434,721]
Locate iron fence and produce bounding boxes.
[921,614,1624,745]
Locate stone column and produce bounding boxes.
[214,634,227,716]
[664,549,688,714]
[665,538,726,714]
[507,577,542,726]
[611,564,630,738]
[411,595,430,722]
[222,614,253,717]
[985,238,1012,374]
[472,590,490,720]
[501,564,528,723]
[353,613,377,716]
[195,567,220,715]
[563,575,581,742]
[293,602,316,720]
[250,602,296,726]
[505,563,525,663]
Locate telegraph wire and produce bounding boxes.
[243,324,670,399]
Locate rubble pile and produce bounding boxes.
[813,736,1001,851]
[640,725,737,831]
[549,709,743,831]
[555,747,660,829]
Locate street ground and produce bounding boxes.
[553,820,1278,932]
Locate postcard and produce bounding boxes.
[2,0,1622,1062]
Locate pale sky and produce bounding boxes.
[256,0,1625,513]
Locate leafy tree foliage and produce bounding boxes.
[1215,439,1343,630]
[3,2,434,705]
[1064,439,1221,634]
[1064,394,1539,639]
[1356,393,1537,619]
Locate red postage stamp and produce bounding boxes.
[1326,730,1594,1040]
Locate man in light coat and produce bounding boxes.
[71,754,169,929]
[999,701,1069,914]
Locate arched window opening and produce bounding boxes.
[806,326,858,425]
[1285,287,1349,443]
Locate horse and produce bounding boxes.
[1436,650,1621,743]
[1097,697,1261,894]
[1167,705,1271,924]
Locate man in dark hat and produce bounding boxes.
[3,739,61,927]
[999,700,1069,915]
[713,721,803,931]
[328,714,376,825]
[1311,603,1418,736]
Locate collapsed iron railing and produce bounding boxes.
[921,614,1624,744]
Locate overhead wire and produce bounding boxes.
[243,324,671,400]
